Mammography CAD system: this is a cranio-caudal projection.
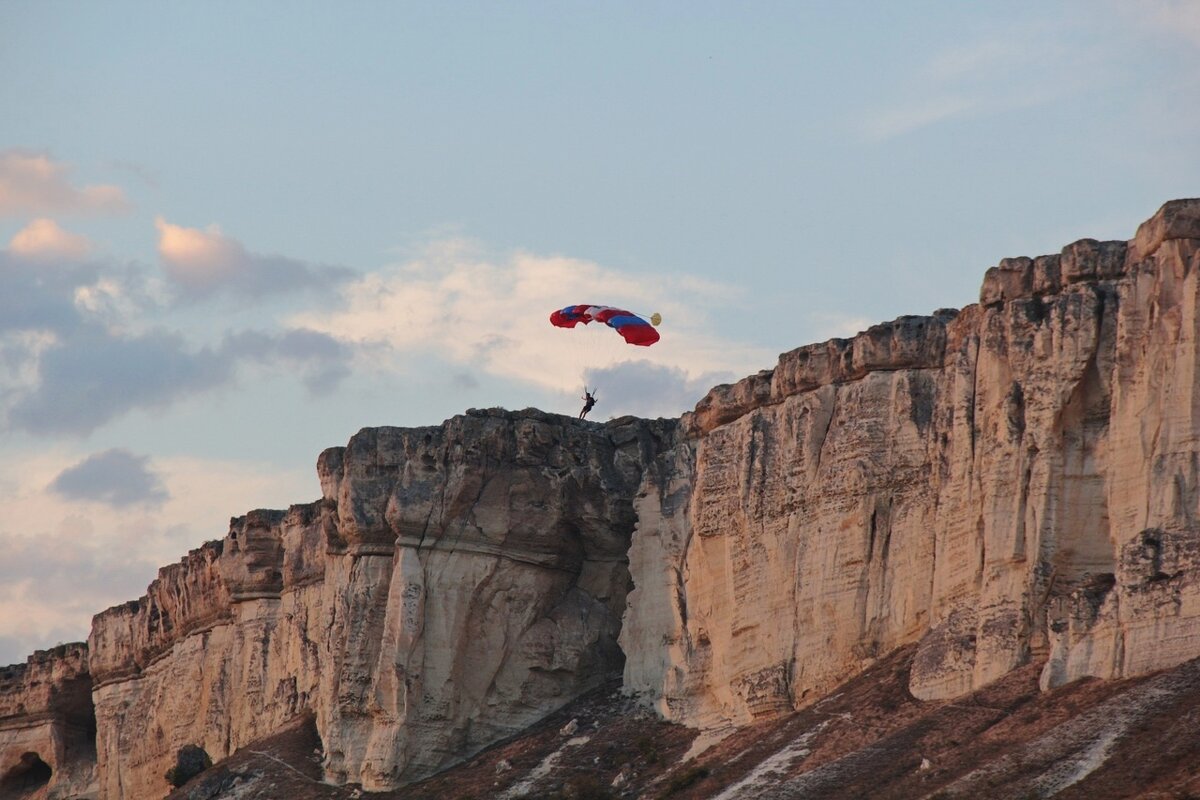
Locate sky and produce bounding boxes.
[1,1,1199,666]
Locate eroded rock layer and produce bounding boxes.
[85,409,674,796]
[621,199,1200,730]
[4,200,1200,798]
[0,644,96,799]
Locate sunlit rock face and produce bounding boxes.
[89,506,328,800]
[621,200,1200,726]
[85,409,674,794]
[315,410,674,790]
[0,644,96,799]
[17,199,1200,795]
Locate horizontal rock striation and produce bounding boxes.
[622,199,1200,729]
[0,644,96,799]
[315,410,675,789]
[6,200,1200,797]
[81,409,674,796]
[89,504,329,800]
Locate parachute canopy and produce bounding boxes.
[549,304,660,346]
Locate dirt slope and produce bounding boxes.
[168,649,1200,800]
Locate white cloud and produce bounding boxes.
[862,95,979,141]
[73,277,142,331]
[0,150,129,217]
[8,218,92,260]
[0,234,353,437]
[292,239,772,395]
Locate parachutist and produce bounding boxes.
[579,388,597,419]
[548,304,657,420]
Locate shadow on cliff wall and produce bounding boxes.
[0,753,51,799]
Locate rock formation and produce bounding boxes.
[82,410,673,797]
[621,199,1200,727]
[2,200,1200,798]
[0,644,95,799]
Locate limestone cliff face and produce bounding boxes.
[0,644,96,799]
[6,201,1200,798]
[88,506,328,800]
[621,199,1200,730]
[82,409,673,796]
[313,411,672,790]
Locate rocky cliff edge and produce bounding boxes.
[2,200,1199,798]
[622,198,1200,729]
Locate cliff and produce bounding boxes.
[622,198,1200,725]
[85,410,674,797]
[3,200,1200,798]
[0,644,95,799]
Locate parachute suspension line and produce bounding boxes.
[627,310,662,327]
[549,304,663,403]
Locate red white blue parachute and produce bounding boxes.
[549,305,661,346]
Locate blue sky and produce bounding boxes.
[1,1,1199,665]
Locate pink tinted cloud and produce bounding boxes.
[155,216,245,290]
[0,150,130,216]
[8,218,92,261]
[154,216,352,300]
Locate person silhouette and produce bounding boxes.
[579,388,597,419]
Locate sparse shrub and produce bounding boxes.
[635,735,660,765]
[659,766,710,797]
[164,744,212,788]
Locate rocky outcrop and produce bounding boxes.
[88,505,328,800]
[314,412,673,789]
[622,199,1200,729]
[0,644,96,799]
[7,200,1200,798]
[82,409,674,796]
